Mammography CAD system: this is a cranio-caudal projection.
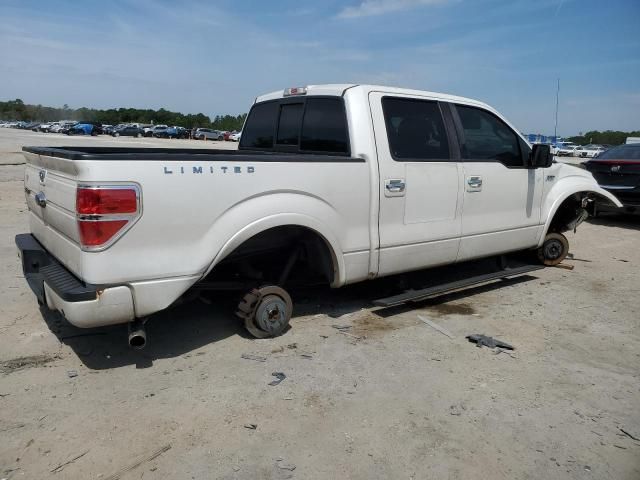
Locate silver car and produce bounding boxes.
[194,128,224,140]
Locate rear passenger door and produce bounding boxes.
[370,92,463,276]
[450,104,543,261]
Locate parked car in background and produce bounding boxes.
[194,128,224,140]
[50,123,68,133]
[112,125,144,137]
[575,144,606,158]
[57,122,78,134]
[555,143,578,156]
[144,125,168,137]
[556,144,578,157]
[552,142,571,155]
[230,131,242,142]
[154,126,189,139]
[68,122,103,136]
[103,125,119,135]
[193,128,214,140]
[37,123,58,133]
[583,143,640,214]
[151,126,169,137]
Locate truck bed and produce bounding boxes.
[22,146,364,163]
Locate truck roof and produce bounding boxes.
[255,84,491,110]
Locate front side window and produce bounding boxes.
[382,97,450,161]
[456,105,523,167]
[240,101,278,149]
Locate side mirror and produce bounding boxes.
[530,144,553,168]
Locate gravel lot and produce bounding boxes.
[1,129,638,479]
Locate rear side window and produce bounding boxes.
[240,101,278,149]
[276,103,304,145]
[382,97,450,161]
[241,97,349,154]
[456,105,523,167]
[300,98,349,153]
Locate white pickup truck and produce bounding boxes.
[16,84,621,347]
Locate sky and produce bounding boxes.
[1,0,639,136]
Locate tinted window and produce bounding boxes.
[597,144,640,160]
[456,105,522,167]
[240,101,278,148]
[382,97,450,161]
[276,103,303,145]
[300,98,349,153]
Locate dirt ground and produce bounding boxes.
[1,129,638,480]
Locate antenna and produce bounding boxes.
[554,78,560,141]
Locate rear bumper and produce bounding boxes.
[15,233,135,328]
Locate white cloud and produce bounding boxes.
[337,0,452,19]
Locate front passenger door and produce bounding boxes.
[452,104,544,261]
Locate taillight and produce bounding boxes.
[76,185,141,250]
[77,188,137,214]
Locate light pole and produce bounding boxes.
[554,78,560,141]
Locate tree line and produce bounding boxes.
[565,130,640,146]
[0,99,248,131]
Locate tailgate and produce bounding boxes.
[23,151,83,276]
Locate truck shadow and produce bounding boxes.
[292,275,536,319]
[40,258,543,370]
[40,299,246,370]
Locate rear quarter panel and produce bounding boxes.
[75,158,371,286]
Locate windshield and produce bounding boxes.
[595,144,640,160]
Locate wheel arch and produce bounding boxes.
[539,183,621,247]
[202,213,346,287]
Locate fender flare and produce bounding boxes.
[202,212,346,288]
[538,183,621,247]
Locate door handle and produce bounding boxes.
[466,176,482,191]
[385,179,405,193]
[467,177,482,187]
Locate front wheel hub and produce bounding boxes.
[544,239,563,260]
[537,232,569,266]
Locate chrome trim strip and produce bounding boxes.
[600,185,635,190]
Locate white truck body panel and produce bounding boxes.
[18,84,622,328]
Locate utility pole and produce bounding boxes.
[554,78,560,141]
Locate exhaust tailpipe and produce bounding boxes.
[128,320,147,349]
